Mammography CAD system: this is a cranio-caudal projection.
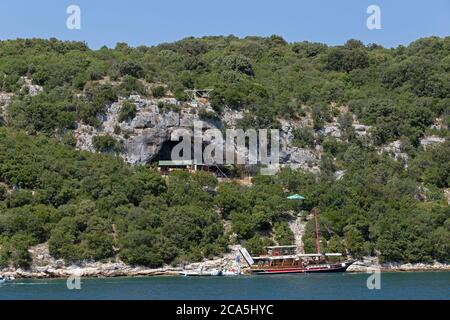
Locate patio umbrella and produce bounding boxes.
[287,193,305,216]
[287,193,305,200]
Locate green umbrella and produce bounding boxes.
[287,194,305,200]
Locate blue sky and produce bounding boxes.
[0,0,448,49]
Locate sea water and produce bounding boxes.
[0,272,448,300]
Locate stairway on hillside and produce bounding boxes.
[288,213,312,254]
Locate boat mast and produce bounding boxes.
[313,207,321,254]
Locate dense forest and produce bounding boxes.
[0,36,449,268]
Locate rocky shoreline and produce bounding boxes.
[2,262,450,280]
[0,244,244,279]
[346,261,450,273]
[1,244,449,279]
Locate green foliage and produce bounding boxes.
[215,183,250,218]
[217,178,292,240]
[222,54,254,76]
[198,108,219,121]
[409,141,450,188]
[0,234,33,268]
[151,86,166,98]
[48,215,114,262]
[92,135,124,154]
[7,90,76,133]
[275,143,450,262]
[0,36,449,266]
[274,221,295,245]
[3,36,446,139]
[244,236,274,255]
[326,46,369,72]
[344,226,371,258]
[118,204,225,267]
[117,60,143,78]
[78,83,118,126]
[312,104,332,130]
[0,204,59,243]
[322,137,348,158]
[0,129,228,267]
[0,185,6,201]
[62,131,77,147]
[231,211,257,239]
[118,100,137,122]
[118,76,145,96]
[159,102,181,113]
[119,230,167,267]
[192,171,218,189]
[128,167,167,205]
[292,127,315,148]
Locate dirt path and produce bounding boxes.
[288,215,308,254]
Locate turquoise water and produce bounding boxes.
[0,272,448,300]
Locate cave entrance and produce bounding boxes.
[151,138,233,178]
[152,139,187,163]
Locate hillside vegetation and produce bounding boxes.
[0,36,449,268]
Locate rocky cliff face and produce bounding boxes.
[75,95,220,163]
[4,88,444,176]
[72,94,446,175]
[0,92,13,120]
[74,95,330,173]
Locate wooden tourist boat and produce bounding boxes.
[240,208,355,274]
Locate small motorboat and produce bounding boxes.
[0,275,15,284]
[179,267,222,277]
[221,269,242,276]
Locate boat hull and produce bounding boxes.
[250,261,354,275]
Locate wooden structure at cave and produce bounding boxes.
[184,88,213,106]
[157,159,232,178]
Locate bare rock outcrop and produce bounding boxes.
[0,92,13,119]
[75,97,220,164]
[20,77,43,96]
[73,95,325,171]
[318,125,341,138]
[420,135,445,148]
[288,215,308,254]
[378,140,408,165]
[352,124,371,136]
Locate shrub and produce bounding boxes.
[151,86,166,98]
[274,222,295,245]
[198,108,219,121]
[292,128,315,148]
[118,100,137,122]
[92,135,124,154]
[0,234,33,268]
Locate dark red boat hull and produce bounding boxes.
[251,261,355,275]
